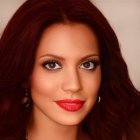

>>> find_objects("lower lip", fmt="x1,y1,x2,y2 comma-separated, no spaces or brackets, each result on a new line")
55,100,85,112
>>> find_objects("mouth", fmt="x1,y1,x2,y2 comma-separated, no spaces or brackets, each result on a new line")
54,99,85,112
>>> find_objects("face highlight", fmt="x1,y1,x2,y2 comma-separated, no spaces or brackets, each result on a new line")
30,23,101,126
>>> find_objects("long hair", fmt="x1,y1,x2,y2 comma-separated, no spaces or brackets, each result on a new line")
0,0,139,139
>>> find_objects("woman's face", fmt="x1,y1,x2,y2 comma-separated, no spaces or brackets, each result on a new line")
30,23,101,126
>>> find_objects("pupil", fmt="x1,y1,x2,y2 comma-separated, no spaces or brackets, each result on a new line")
84,62,90,68
49,63,55,68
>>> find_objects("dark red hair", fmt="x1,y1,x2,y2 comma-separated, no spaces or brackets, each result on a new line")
0,0,139,139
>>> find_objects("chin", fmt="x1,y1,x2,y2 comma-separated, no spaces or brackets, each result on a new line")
54,114,87,126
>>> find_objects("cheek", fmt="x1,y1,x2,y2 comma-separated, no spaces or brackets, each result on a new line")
30,70,60,100
83,69,101,98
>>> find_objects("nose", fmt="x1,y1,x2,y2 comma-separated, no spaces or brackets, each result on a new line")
61,68,82,93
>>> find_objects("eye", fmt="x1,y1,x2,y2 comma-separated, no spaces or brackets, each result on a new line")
42,60,62,70
80,60,100,70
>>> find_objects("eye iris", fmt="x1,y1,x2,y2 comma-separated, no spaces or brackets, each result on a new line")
84,62,93,68
48,62,56,68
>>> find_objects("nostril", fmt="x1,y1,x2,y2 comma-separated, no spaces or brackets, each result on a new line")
61,74,81,93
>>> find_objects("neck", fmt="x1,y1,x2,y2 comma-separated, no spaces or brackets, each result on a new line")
27,121,80,140
27,126,80,140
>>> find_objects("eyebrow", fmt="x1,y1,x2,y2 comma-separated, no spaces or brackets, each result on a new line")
38,54,100,61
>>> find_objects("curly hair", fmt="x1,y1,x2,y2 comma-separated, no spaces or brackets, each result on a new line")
0,0,139,139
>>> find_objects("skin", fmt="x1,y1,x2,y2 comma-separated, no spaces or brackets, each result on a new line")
28,23,101,140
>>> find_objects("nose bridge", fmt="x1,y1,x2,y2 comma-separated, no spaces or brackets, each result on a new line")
62,66,82,92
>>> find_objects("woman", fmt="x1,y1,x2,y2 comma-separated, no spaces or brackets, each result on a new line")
0,0,139,140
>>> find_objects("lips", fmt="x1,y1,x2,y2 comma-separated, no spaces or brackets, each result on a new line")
55,99,85,112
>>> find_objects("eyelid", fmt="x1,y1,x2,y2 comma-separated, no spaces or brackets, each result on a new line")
79,58,100,70
42,59,62,70
41,58,100,70
81,58,100,64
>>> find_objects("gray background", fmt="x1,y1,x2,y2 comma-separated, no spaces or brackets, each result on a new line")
0,0,140,90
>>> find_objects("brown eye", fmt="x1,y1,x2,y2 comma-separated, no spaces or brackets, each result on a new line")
80,60,100,70
42,60,61,70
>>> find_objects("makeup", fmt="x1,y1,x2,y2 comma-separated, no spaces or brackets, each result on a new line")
55,99,85,112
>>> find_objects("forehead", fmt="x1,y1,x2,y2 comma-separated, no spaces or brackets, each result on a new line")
36,23,99,58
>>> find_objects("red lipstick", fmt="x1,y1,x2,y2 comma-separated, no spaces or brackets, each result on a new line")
55,99,85,112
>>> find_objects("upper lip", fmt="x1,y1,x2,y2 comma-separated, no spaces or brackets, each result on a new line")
55,99,85,103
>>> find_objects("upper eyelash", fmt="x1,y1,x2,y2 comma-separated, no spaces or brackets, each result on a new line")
41,59,100,68
82,60,100,71
81,59,100,65
42,60,61,67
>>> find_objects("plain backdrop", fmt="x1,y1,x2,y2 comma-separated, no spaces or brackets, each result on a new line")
0,0,140,90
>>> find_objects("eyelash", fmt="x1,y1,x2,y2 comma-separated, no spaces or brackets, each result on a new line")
42,59,100,71
42,60,62,70
80,59,100,71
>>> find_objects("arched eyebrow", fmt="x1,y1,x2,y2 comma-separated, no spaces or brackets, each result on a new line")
80,54,100,61
38,53,100,61
39,54,66,60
